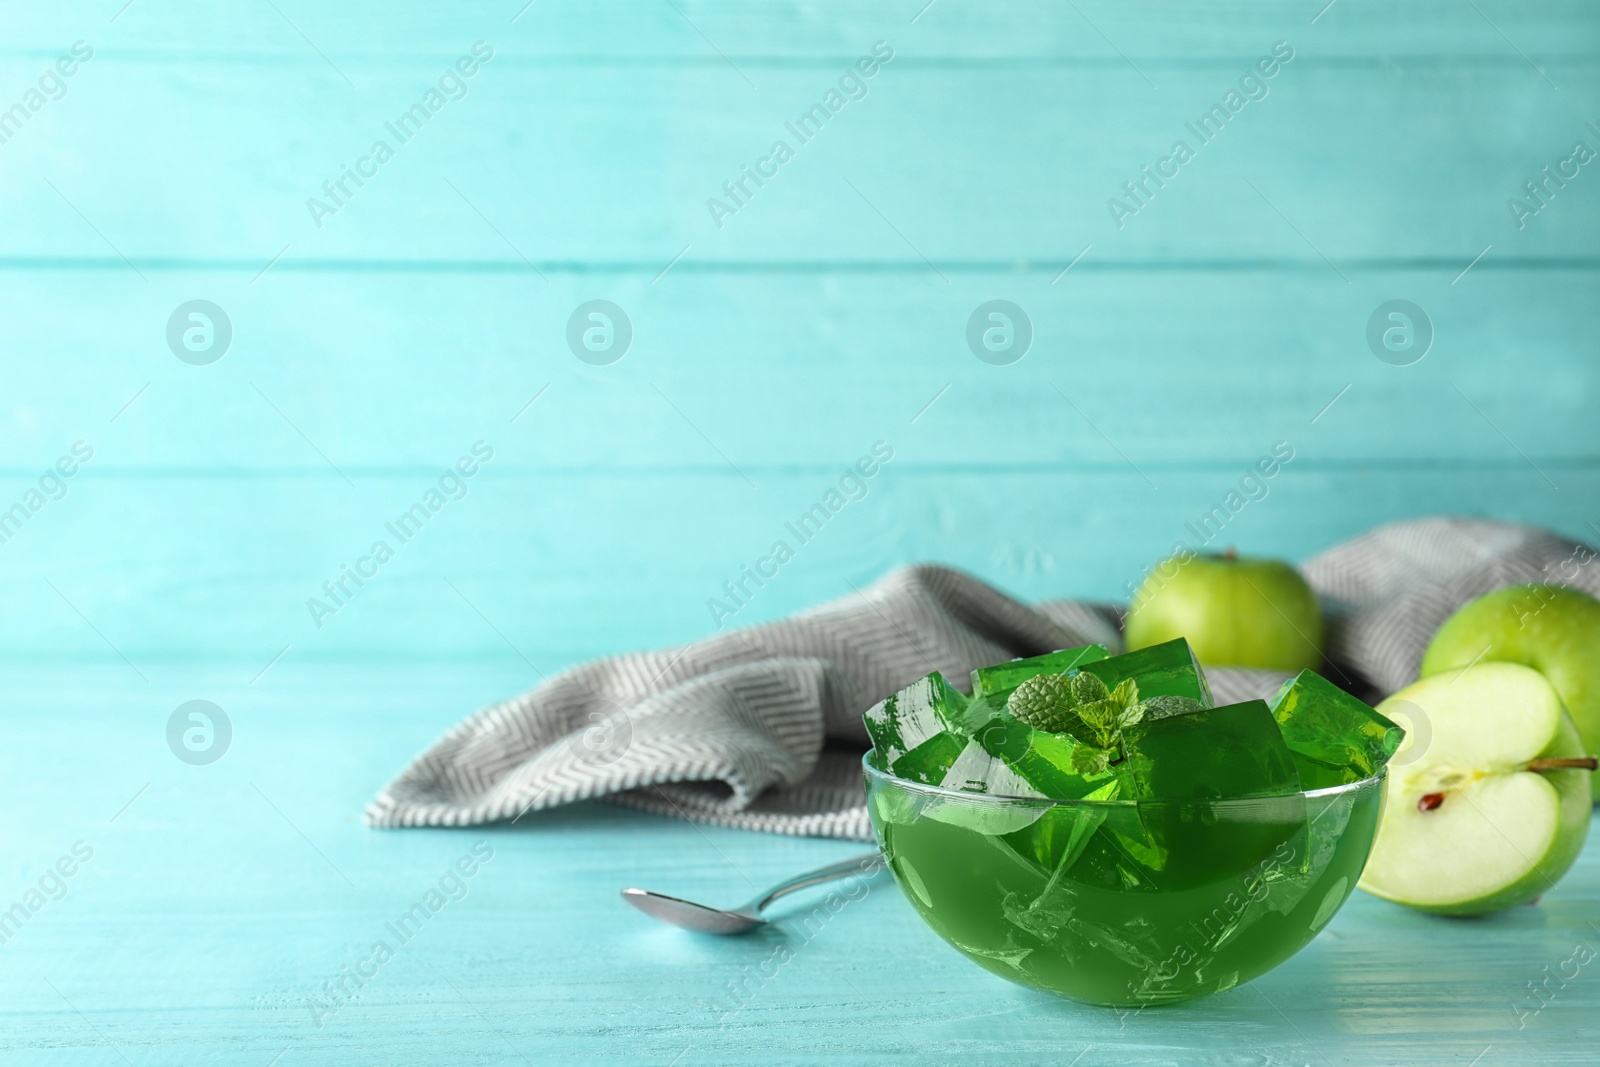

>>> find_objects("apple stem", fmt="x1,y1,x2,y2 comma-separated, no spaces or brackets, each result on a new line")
1223,546,1238,561
1525,757,1600,774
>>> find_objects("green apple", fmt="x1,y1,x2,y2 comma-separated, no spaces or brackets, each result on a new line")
1124,549,1323,670
1422,584,1600,801
1359,663,1595,915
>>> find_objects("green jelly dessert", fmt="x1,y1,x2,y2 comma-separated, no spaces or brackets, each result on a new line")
862,643,1405,1008
1270,669,1405,789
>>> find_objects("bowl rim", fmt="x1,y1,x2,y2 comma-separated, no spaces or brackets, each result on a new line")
861,751,1387,808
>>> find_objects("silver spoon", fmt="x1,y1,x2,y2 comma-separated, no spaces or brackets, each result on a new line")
621,851,883,934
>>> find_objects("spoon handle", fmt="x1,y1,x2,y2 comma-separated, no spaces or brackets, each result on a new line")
747,851,882,914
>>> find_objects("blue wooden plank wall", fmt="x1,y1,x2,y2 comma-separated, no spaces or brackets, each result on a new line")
2,3,1600,1064
2,0,1597,670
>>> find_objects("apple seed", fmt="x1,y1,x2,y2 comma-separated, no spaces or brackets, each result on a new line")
1417,792,1445,812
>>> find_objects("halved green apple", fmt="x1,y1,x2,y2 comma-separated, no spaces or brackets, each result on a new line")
1359,663,1595,915
1422,583,1600,801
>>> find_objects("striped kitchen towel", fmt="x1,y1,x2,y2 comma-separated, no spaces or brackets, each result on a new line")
365,517,1598,840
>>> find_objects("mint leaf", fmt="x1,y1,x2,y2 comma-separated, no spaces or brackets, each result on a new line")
1069,670,1110,705
1008,668,1176,775
1077,699,1128,749
1008,673,1078,733
1073,698,1115,729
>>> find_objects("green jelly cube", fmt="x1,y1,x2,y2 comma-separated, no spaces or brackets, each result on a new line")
1118,699,1300,801
1078,637,1214,707
975,714,1118,801
938,735,1043,798
1060,803,1170,890
1286,752,1362,792
923,736,1053,843
953,708,1131,874
935,728,1117,861
1001,779,1119,874
1270,670,1405,788
862,671,970,766
970,644,1110,701
889,730,969,786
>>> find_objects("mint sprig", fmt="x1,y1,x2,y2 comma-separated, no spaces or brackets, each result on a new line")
1009,671,1201,771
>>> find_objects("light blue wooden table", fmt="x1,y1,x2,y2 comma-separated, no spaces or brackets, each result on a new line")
3,2,1598,1063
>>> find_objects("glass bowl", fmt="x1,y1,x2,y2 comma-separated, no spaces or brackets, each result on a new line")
864,757,1387,1006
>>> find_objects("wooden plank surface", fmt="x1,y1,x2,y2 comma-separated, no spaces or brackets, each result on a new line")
3,50,1598,261
2,664,1596,1065
2,0,1598,1062
6,0,1600,59
1,269,1597,469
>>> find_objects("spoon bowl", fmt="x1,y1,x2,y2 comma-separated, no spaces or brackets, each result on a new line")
621,888,764,934
621,851,881,935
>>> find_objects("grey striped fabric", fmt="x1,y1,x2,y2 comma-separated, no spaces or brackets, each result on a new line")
365,517,1598,841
